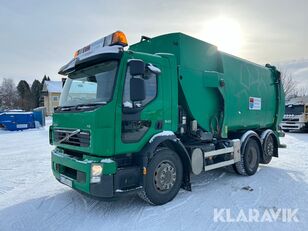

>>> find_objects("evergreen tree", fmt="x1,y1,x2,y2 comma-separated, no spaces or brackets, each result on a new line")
41,75,48,89
40,75,50,106
31,79,41,108
17,80,33,110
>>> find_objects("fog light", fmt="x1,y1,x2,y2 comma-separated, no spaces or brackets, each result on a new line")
91,164,103,183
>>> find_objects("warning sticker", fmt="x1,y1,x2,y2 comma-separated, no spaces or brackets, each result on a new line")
249,97,261,110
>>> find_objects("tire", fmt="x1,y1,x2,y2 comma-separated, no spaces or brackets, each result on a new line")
261,134,274,164
235,138,260,176
138,148,183,205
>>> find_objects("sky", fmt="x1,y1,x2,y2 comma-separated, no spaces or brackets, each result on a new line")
0,0,307,84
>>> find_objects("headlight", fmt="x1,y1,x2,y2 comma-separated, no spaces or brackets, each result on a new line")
91,164,103,183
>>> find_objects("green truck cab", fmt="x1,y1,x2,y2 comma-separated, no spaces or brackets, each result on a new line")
50,31,285,205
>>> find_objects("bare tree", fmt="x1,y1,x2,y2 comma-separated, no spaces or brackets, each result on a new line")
294,86,308,97
280,69,297,99
0,78,19,109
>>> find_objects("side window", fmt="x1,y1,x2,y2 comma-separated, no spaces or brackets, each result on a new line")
121,63,159,143
123,65,157,108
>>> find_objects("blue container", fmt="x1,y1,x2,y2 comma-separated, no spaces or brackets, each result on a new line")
33,107,46,127
0,112,35,131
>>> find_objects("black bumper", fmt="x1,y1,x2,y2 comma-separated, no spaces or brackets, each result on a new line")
89,166,142,198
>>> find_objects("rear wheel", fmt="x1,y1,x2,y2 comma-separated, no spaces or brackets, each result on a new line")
261,134,274,164
235,138,260,176
138,148,183,205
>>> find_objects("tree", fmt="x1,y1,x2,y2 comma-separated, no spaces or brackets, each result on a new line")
0,78,18,109
279,67,308,99
31,79,42,108
294,86,308,97
40,75,51,106
41,75,49,90
17,80,34,110
280,70,296,100
41,75,51,88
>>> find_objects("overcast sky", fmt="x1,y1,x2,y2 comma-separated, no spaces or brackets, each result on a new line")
0,0,307,83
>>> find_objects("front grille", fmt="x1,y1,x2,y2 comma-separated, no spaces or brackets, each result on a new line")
282,118,299,122
54,129,90,147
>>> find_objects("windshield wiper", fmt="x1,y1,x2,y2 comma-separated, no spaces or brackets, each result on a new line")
56,102,107,112
75,102,107,109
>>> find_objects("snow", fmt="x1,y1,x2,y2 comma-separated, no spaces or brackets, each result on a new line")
149,130,175,143
123,101,133,108
147,63,161,74
100,158,114,164
44,81,62,93
2,112,33,115
0,124,308,230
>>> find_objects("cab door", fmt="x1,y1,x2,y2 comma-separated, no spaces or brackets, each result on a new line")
115,56,166,155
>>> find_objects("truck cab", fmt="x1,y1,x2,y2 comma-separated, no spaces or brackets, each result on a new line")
51,32,181,203
280,97,308,132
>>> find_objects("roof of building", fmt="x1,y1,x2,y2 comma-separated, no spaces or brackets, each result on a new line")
43,81,62,93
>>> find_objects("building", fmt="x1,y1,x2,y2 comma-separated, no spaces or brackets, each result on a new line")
42,81,62,115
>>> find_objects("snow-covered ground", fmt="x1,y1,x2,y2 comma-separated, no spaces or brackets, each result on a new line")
0,122,307,231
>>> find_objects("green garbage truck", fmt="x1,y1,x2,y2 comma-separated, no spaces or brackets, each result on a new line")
50,31,285,205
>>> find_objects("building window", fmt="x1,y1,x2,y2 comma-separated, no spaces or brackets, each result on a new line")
52,96,59,102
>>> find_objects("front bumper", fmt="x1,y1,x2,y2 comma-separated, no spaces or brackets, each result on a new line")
51,149,141,198
280,122,305,130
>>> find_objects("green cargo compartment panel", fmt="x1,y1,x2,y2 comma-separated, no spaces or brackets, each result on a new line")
130,33,284,135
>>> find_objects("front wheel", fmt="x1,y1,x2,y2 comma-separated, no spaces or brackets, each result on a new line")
138,148,183,205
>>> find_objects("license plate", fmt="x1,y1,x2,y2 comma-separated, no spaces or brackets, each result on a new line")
60,175,72,187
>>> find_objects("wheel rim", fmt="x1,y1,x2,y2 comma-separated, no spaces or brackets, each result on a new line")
247,145,258,170
153,161,176,192
265,135,274,157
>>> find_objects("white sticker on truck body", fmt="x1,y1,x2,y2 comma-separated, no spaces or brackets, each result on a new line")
249,97,261,110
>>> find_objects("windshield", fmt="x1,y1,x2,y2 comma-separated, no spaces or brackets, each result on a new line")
60,61,118,107
285,104,304,115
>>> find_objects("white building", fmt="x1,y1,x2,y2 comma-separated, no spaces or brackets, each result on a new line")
42,81,62,115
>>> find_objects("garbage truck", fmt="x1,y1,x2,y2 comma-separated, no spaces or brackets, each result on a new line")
50,31,285,205
280,96,308,131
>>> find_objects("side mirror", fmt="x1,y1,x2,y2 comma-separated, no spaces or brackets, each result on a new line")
129,60,145,76
130,78,145,102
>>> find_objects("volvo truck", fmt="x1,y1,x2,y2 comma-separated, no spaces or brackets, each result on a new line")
50,31,285,205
